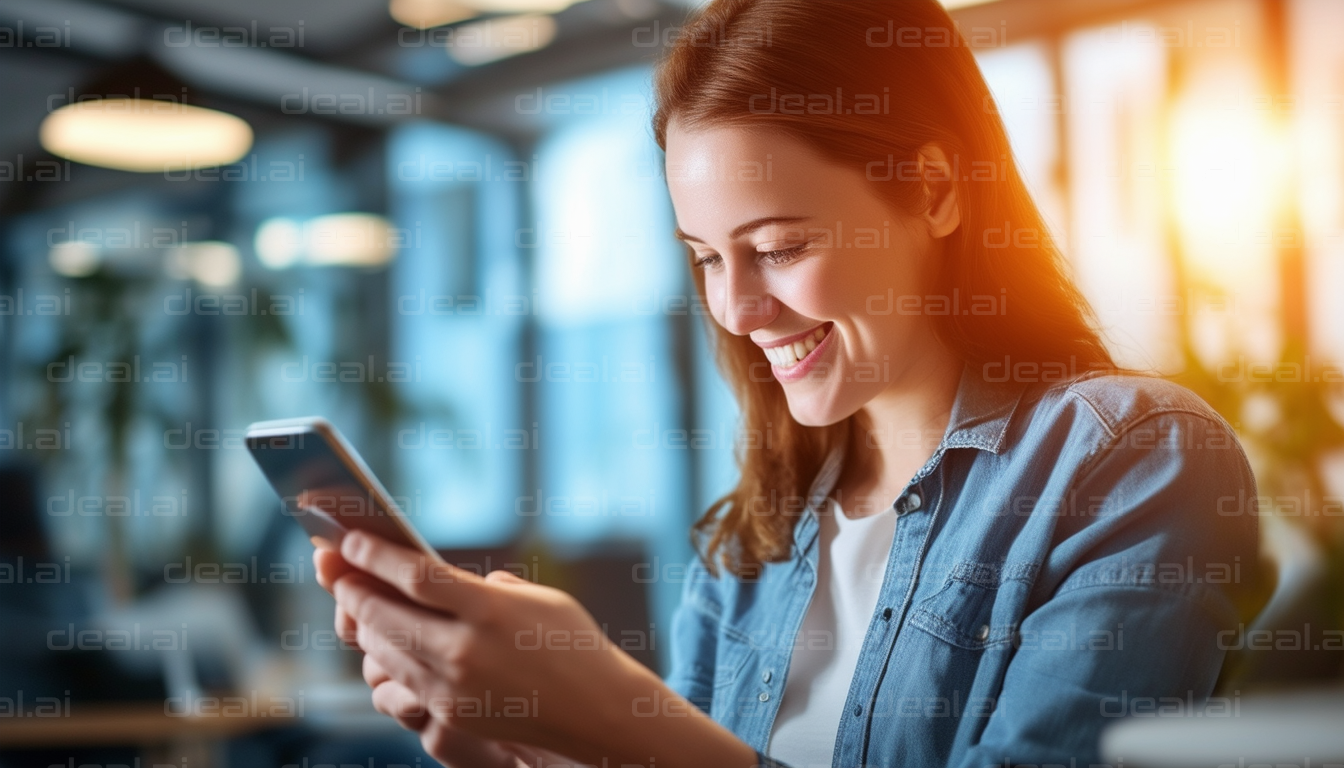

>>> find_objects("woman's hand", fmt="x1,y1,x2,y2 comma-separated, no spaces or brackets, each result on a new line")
313,540,580,766
311,531,759,768
358,652,578,768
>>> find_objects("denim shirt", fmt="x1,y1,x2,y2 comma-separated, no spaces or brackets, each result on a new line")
665,368,1261,768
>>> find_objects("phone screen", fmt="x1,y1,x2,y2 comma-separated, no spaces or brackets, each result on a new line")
246,420,438,557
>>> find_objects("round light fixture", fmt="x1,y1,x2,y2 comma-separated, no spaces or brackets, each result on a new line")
49,241,102,278
165,242,243,287
448,13,558,66
306,214,398,267
389,0,579,28
254,218,305,269
255,214,398,269
40,98,254,173
390,0,477,28
463,0,577,12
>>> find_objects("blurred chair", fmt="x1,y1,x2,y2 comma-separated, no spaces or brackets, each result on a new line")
440,542,659,673
0,461,168,706
1217,513,1343,689
1101,514,1344,767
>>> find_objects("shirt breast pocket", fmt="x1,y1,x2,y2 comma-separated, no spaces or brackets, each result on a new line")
712,627,754,691
908,561,1032,650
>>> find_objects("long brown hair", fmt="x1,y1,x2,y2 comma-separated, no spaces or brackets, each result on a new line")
652,0,1115,576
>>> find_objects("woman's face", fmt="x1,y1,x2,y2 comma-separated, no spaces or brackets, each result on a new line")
664,122,959,427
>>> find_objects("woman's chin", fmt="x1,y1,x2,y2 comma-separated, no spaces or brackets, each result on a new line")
781,367,878,427
783,391,853,428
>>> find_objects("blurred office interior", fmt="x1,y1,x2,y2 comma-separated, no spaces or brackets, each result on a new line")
1,0,1343,765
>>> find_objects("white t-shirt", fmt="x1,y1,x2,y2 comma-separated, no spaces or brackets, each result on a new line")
766,497,898,768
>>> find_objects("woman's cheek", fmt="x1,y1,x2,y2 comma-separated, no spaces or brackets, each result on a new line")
703,275,729,329
773,258,845,318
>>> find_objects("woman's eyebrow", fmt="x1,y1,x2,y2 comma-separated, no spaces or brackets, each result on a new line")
675,216,812,244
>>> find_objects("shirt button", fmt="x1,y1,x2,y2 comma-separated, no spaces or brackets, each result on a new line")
882,607,893,620
853,705,863,717
759,692,770,702
906,492,922,511
976,624,991,641
762,670,772,684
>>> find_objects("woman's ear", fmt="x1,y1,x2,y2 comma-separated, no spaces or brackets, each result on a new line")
915,142,961,239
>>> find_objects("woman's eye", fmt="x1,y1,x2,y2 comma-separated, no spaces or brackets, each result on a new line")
757,243,808,264
693,253,723,270
692,241,808,271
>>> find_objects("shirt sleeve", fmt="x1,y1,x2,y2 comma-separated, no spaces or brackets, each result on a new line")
664,556,724,716
954,410,1262,766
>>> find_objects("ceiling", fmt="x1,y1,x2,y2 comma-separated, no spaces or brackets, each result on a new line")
0,0,693,141
0,0,1177,214
102,0,395,55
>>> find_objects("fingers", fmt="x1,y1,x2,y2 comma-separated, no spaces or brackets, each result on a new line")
335,571,473,681
357,629,437,709
363,653,392,688
335,603,358,648
369,680,525,768
370,679,429,732
503,745,585,768
484,570,530,586
340,530,489,619
313,546,356,592
420,719,524,768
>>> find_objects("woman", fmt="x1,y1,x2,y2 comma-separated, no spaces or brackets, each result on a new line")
313,0,1261,765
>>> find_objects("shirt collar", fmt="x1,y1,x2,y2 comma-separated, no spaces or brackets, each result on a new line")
941,362,1029,455
793,364,1027,550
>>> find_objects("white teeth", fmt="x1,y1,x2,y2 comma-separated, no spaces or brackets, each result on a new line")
765,324,829,368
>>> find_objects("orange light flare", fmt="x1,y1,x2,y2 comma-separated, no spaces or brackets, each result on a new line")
1164,59,1299,368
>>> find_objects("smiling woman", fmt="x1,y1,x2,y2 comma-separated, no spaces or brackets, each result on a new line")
313,1,1262,767
654,0,1114,573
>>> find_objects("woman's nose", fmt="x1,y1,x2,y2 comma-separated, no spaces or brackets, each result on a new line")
718,264,778,336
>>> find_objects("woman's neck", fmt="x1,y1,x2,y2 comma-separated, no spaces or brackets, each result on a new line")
833,351,963,518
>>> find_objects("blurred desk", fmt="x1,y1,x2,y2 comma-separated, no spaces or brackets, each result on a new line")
1101,686,1344,767
0,698,299,768
0,701,295,748
0,683,401,766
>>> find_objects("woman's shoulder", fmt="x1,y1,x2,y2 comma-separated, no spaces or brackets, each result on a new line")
1022,369,1235,443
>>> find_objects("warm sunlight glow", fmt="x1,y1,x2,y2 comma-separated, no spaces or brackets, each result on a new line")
40,99,253,173
939,0,1001,9
1168,74,1289,281
1167,60,1290,365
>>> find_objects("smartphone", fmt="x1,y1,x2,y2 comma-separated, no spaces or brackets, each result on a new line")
245,416,443,561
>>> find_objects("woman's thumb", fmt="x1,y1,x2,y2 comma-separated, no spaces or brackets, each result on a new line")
484,569,531,585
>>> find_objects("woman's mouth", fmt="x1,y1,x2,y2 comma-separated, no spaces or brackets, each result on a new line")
760,322,835,382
